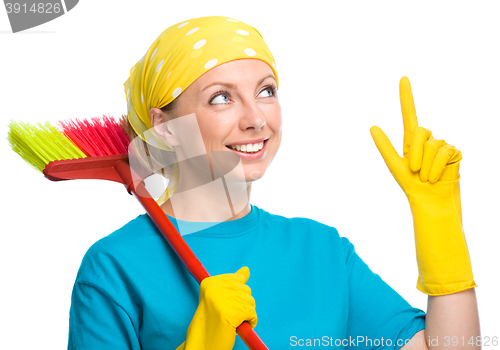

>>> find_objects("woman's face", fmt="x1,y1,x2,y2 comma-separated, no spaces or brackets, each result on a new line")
152,58,282,182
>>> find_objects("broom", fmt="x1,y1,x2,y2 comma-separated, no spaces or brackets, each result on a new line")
7,115,268,350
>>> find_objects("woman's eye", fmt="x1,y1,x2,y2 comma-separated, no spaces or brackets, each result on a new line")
258,87,275,98
211,93,230,104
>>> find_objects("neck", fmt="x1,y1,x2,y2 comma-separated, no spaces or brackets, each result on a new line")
160,160,252,222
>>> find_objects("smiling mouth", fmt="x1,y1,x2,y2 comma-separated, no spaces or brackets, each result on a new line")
225,140,266,153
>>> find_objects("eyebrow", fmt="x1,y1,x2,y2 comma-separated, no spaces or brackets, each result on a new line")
201,74,276,92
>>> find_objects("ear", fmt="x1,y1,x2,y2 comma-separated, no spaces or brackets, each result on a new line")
150,108,180,147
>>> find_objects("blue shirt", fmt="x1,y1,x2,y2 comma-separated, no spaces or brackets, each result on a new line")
68,204,426,349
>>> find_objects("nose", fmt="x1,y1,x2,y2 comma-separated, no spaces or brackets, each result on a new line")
239,100,266,131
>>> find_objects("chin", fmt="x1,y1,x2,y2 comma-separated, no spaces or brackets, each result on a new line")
246,169,265,182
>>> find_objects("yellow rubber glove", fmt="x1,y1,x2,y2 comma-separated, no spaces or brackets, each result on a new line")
370,76,477,296
175,266,257,350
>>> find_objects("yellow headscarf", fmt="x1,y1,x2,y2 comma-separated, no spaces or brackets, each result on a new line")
124,15,279,151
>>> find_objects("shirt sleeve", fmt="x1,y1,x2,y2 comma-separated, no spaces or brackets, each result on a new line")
68,281,141,350
341,236,426,350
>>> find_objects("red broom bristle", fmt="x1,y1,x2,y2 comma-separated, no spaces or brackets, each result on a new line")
58,115,130,157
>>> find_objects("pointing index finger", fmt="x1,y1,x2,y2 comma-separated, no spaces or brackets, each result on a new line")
400,76,419,157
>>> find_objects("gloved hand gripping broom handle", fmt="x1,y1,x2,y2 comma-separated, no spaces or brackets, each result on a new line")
42,155,267,349
114,159,268,350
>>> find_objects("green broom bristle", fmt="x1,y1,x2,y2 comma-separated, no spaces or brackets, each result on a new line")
7,120,87,173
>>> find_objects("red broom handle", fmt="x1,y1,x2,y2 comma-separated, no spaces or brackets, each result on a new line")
113,160,268,350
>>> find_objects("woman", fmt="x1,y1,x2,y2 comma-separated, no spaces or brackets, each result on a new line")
68,16,480,349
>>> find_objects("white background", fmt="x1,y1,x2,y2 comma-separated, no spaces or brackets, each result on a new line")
1,0,499,348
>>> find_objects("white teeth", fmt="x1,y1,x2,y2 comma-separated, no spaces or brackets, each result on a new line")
228,141,265,153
